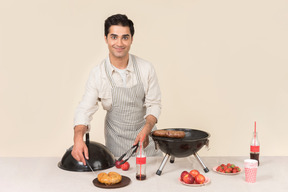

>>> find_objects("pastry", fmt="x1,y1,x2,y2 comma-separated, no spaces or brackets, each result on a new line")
97,172,122,185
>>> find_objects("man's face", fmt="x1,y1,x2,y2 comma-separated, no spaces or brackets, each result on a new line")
105,25,133,60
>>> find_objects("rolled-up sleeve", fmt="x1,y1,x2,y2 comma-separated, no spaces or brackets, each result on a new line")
143,64,161,122
74,67,100,131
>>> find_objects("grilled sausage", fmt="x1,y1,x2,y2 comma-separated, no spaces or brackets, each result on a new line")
153,130,185,138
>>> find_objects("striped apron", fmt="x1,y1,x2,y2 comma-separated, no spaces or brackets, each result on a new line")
104,56,161,157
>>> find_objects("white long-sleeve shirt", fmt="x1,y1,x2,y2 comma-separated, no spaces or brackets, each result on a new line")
74,54,161,131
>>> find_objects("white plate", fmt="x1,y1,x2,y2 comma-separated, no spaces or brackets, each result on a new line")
179,177,210,187
212,166,242,175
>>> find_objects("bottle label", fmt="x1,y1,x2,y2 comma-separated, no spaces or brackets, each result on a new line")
250,145,260,153
136,157,146,165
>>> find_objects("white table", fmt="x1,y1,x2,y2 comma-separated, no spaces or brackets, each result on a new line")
1,156,287,192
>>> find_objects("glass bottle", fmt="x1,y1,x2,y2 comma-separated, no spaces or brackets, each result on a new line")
136,141,146,180
250,132,260,166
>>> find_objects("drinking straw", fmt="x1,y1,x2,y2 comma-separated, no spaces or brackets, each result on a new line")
140,134,145,143
140,142,142,179
254,121,256,145
140,134,146,156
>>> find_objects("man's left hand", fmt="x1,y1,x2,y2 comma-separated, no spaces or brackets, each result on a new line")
134,115,157,148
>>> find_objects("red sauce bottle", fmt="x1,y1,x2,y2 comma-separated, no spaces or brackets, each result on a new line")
136,142,146,180
250,131,260,166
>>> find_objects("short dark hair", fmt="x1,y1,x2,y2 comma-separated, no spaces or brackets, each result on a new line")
104,14,134,37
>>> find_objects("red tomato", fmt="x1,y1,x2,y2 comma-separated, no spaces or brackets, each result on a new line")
121,162,130,171
115,160,123,168
195,174,206,184
182,173,194,184
189,169,200,178
180,171,189,181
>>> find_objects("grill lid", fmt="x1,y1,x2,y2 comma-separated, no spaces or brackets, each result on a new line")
58,133,115,172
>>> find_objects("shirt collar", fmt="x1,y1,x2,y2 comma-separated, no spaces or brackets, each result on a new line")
105,54,134,76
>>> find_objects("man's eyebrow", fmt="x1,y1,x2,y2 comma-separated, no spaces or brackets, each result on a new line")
110,34,130,37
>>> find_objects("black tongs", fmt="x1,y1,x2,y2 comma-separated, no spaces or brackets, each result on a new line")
117,143,139,165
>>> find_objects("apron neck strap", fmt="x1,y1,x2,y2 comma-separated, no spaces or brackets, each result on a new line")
105,55,142,87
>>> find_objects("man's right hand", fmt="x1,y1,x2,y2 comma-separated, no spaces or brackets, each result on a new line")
71,125,89,165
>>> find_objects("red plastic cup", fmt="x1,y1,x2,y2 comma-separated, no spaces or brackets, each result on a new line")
244,159,258,183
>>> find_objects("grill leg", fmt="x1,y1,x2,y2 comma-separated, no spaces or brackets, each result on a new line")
156,154,170,176
170,155,175,163
194,152,209,173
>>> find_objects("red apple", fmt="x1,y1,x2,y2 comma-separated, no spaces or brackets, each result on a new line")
195,174,205,184
182,173,194,184
189,169,200,178
115,160,123,168
121,162,130,171
180,171,189,181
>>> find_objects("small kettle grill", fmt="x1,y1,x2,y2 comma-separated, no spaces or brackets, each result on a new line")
150,128,210,176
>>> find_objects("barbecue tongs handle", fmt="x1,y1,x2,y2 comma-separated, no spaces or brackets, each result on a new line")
117,143,139,165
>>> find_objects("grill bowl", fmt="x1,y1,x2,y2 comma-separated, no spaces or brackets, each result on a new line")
150,128,210,158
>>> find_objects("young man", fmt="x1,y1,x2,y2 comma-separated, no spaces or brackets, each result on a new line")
71,14,162,165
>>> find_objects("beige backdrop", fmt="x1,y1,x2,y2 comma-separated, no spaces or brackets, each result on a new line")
1,0,287,157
